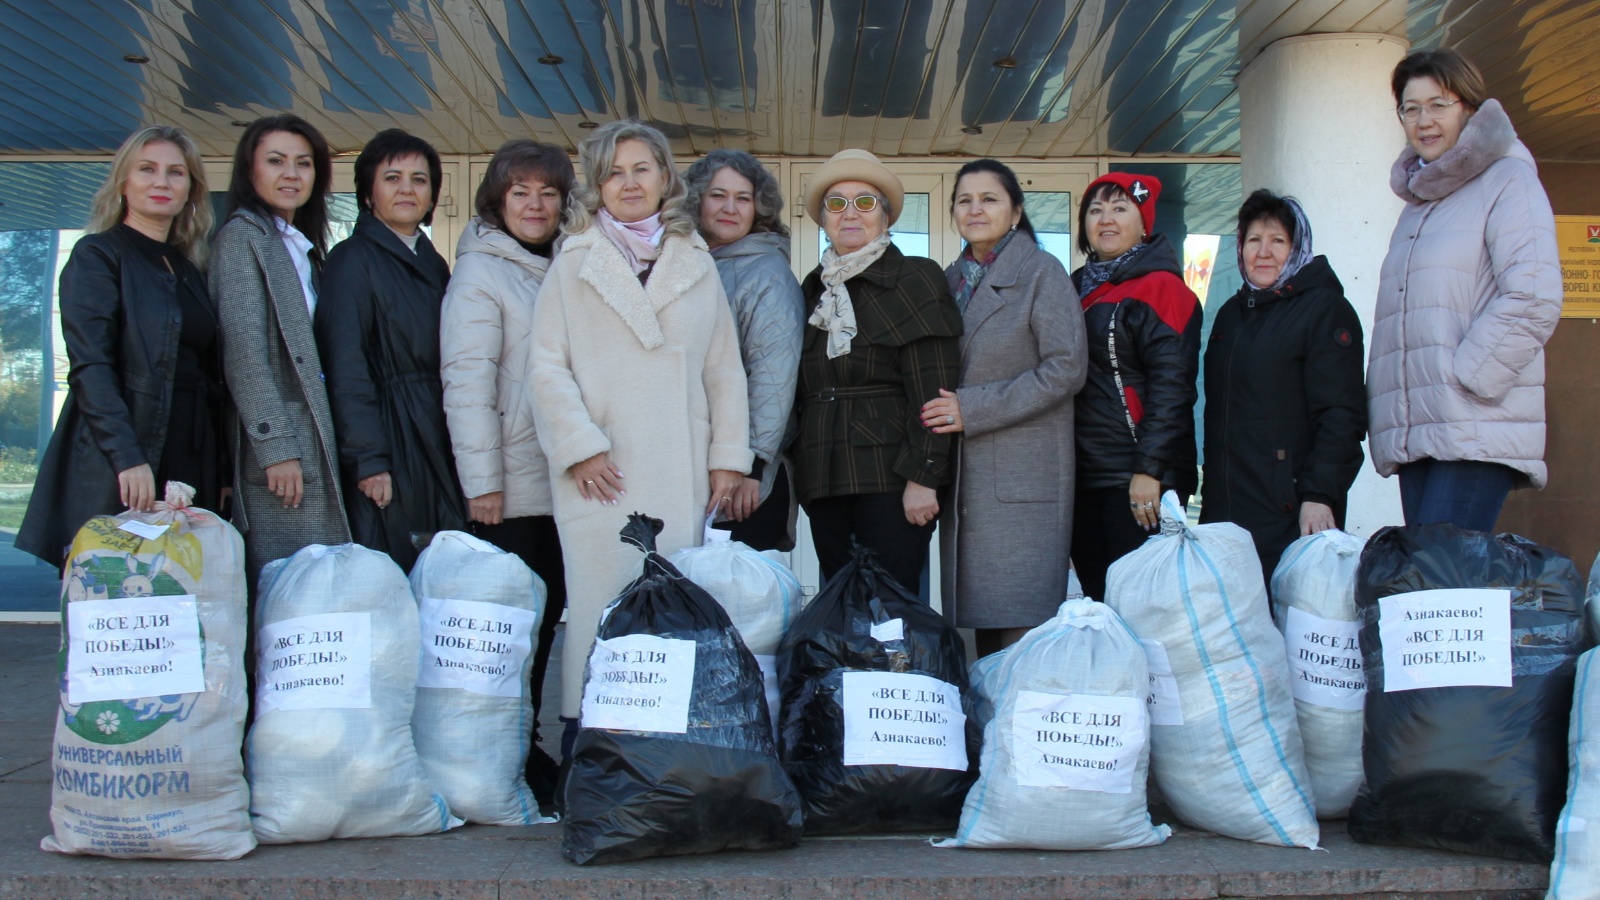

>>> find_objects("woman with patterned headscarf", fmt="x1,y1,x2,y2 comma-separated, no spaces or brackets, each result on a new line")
1199,189,1367,592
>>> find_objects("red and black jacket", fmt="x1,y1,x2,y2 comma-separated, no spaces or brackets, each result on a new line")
1071,233,1201,495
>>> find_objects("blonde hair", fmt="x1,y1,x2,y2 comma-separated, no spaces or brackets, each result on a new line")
564,120,695,239
89,125,212,268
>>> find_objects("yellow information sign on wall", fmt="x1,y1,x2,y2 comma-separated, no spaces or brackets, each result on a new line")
1557,216,1600,318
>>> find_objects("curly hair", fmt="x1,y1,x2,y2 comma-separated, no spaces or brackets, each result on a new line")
474,139,575,231
89,125,213,267
564,120,694,239
682,149,789,239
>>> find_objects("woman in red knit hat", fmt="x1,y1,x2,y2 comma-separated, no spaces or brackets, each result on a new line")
1068,173,1202,602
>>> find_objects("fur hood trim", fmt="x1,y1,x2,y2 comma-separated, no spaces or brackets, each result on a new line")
1391,99,1527,204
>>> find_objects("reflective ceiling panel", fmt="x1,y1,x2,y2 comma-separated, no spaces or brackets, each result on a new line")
0,0,1594,160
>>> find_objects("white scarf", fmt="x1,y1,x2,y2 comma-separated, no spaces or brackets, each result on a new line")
810,234,891,358
598,209,663,275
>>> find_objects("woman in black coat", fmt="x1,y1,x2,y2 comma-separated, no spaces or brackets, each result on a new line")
18,125,226,565
1069,173,1202,603
314,129,465,571
1199,189,1366,591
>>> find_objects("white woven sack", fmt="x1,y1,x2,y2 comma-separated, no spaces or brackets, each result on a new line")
43,486,255,859
409,531,554,825
1105,492,1320,848
968,647,1014,731
247,543,459,843
1270,529,1367,818
669,540,802,731
937,598,1171,850
1550,647,1600,899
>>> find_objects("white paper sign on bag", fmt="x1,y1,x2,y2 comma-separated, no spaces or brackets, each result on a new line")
755,653,781,738
869,618,905,643
66,595,205,703
1010,691,1146,793
256,612,372,714
1283,607,1366,710
115,520,169,541
581,634,696,733
416,597,537,697
1139,639,1184,726
1379,588,1512,692
842,671,968,771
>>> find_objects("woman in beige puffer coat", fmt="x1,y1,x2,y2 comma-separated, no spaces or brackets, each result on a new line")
1368,49,1561,532
440,140,575,803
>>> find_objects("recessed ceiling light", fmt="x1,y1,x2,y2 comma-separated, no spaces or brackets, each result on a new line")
578,121,598,129
123,53,150,64
992,56,1018,69
961,125,982,136
538,55,563,65
231,120,251,127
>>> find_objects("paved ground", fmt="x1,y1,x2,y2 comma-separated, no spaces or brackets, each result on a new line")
0,622,1552,898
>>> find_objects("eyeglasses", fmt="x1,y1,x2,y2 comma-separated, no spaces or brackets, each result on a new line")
823,194,880,214
1397,98,1462,123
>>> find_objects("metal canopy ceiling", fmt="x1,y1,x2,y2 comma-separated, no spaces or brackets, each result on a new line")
2,0,1597,160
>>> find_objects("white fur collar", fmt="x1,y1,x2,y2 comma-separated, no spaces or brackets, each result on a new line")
567,226,712,349
1391,99,1524,204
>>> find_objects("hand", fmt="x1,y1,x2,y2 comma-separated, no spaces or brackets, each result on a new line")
724,476,762,521
264,459,304,509
358,472,393,509
920,388,964,434
468,491,505,525
1300,500,1337,536
1129,473,1161,531
707,469,744,517
572,453,624,504
904,481,940,527
118,463,156,512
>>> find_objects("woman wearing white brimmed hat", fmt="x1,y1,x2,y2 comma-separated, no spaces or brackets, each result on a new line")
791,149,963,591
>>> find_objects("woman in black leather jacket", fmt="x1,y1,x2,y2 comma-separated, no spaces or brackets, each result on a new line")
18,125,226,565
1069,173,1202,602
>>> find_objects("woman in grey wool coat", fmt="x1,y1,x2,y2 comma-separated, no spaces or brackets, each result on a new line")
211,115,350,585
922,159,1088,656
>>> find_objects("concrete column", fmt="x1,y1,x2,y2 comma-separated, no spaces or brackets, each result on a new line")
1237,33,1409,538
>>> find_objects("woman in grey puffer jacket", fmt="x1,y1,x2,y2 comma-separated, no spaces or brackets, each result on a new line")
684,149,805,550
1368,49,1562,531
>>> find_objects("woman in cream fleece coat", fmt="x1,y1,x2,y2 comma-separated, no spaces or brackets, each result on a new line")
529,120,751,731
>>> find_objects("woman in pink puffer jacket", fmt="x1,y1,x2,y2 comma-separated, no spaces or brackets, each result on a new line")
1367,48,1562,531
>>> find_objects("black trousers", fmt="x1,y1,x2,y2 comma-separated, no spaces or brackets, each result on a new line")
1070,484,1182,603
469,515,566,727
727,463,794,552
805,490,935,594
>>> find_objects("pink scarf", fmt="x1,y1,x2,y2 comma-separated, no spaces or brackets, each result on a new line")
598,209,664,275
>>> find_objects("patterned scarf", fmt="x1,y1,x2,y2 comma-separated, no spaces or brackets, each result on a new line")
809,234,892,358
953,230,1017,312
1078,240,1150,301
1237,197,1314,290
598,209,663,275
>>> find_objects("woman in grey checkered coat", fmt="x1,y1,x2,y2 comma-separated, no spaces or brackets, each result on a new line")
211,115,350,586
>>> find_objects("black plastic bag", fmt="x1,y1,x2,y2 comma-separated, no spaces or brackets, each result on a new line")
1349,524,1589,862
777,544,979,835
561,514,803,865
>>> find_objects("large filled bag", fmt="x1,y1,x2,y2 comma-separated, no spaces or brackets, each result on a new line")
1271,529,1367,818
1105,492,1320,848
563,515,802,865
935,598,1171,850
777,544,979,835
409,530,553,825
669,537,803,732
1550,647,1600,899
246,543,459,843
1349,524,1587,863
43,484,255,859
